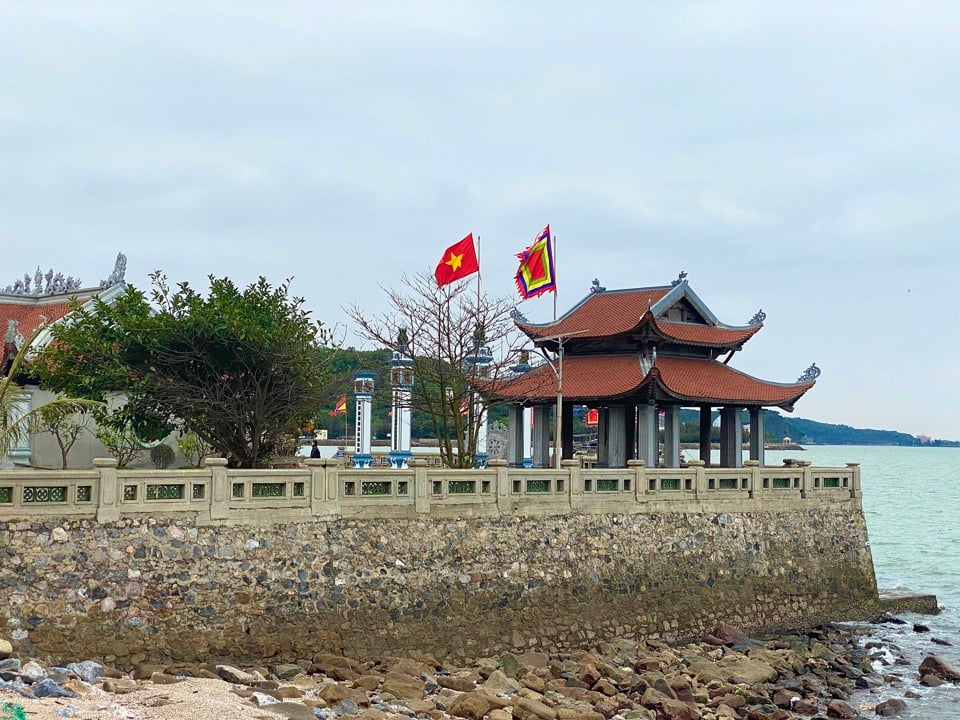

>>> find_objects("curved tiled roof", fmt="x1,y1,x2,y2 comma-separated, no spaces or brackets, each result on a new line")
516,287,672,340
487,354,814,409
649,317,762,347
0,298,78,340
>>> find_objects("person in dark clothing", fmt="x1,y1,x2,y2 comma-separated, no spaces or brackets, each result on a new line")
310,440,321,458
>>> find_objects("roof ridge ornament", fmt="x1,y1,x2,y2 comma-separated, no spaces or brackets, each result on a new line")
670,270,688,287
510,307,529,323
798,363,821,382
100,252,127,288
748,308,766,325
3,267,83,296
590,279,605,293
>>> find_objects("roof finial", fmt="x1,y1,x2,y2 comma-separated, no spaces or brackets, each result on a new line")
797,363,821,382
510,306,528,323
748,308,766,325
670,271,688,287
590,279,605,293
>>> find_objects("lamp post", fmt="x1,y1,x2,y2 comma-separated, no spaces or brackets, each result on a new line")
538,330,587,469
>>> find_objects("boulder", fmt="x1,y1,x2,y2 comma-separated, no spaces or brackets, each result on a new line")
918,655,960,682
449,690,491,720
875,697,907,716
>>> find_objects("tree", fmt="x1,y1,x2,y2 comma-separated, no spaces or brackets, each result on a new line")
347,273,524,468
1,324,101,461
33,273,338,468
42,413,91,469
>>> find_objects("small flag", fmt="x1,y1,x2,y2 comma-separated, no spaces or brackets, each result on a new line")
515,225,556,299
329,395,347,416
435,233,480,287
585,408,599,426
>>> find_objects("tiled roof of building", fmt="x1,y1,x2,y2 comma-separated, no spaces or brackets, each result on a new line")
649,317,762,347
516,287,672,340
487,354,814,409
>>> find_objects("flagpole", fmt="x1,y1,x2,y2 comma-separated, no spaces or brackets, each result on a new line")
552,232,558,321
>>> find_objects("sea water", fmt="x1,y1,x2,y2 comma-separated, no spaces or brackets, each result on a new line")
766,445,960,718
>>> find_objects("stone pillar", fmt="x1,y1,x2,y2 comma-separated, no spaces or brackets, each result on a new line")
719,406,743,468
206,457,230,520
624,405,637,461
638,402,658,468
699,405,712,465
522,407,533,468
388,349,414,469
94,457,120,522
663,405,681,468
413,458,430,514
607,405,627,468
506,405,524,467
353,371,375,468
748,407,765,466
532,405,551,468
561,401,574,462
597,407,610,467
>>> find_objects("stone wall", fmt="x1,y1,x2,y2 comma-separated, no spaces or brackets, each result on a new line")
0,505,879,669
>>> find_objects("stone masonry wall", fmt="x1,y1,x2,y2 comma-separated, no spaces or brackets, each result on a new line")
0,507,879,669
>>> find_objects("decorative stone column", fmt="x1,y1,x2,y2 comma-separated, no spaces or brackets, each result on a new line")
507,405,524,467
388,340,414,469
352,371,375,468
607,405,627,468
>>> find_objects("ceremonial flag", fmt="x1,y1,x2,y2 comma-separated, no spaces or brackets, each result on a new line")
434,233,479,287
515,225,556,299
328,395,347,416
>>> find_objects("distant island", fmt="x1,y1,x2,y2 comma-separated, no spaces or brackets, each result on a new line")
757,410,958,448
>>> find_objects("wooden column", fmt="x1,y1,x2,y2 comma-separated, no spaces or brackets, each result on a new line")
663,405,681,468
699,405,712,465
749,407,765,466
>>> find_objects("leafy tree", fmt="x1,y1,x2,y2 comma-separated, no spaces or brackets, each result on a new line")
33,273,337,468
1,324,101,460
177,431,213,467
347,272,523,468
95,420,143,468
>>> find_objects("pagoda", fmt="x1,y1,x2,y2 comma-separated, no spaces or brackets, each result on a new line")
489,274,819,469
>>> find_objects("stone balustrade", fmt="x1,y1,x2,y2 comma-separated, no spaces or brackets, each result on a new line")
0,456,861,524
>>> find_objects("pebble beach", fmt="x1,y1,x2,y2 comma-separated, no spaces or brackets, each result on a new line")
3,617,958,720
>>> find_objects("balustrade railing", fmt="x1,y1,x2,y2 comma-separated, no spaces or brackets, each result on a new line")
0,457,861,523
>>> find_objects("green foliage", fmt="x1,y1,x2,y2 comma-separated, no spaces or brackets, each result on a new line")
176,431,213,467
1,323,102,456
34,272,338,468
149,443,176,469
95,421,143,468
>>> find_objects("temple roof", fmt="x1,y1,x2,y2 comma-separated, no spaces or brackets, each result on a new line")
514,281,764,351
486,354,815,411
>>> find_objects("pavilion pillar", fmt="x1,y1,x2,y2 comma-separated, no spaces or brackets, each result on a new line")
624,404,637,461
522,407,533,467
749,407,765,466
562,401,574,461
506,405,524,467
597,408,610,467
607,405,627,468
663,405,681,468
719,406,743,468
638,401,658,468
699,405,712,465
532,405,551,468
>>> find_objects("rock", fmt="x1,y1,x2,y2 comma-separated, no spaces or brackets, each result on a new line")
272,663,307,680
266,702,318,720
875,697,908,716
150,672,185,685
920,674,944,687
382,671,425,700
438,674,477,692
66,660,104,683
825,699,859,718
0,638,12,659
918,655,960,682
216,664,261,684
449,690,491,720
912,624,930,633
512,696,557,720
483,669,522,694
21,660,47,682
104,677,139,694
31,678,78,698
791,698,820,715
719,658,778,685
705,624,747,646
500,653,528,679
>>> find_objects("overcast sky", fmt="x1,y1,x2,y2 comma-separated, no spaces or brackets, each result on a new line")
2,2,958,440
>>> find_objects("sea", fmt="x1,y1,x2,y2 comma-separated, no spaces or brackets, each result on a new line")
763,445,960,719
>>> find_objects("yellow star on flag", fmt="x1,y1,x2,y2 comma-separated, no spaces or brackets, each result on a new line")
445,252,464,272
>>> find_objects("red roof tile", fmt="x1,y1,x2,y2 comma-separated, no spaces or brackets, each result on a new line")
487,354,814,409
0,291,100,342
517,288,672,340
651,318,762,347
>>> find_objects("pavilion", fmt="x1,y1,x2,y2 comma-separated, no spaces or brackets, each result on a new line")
488,275,819,469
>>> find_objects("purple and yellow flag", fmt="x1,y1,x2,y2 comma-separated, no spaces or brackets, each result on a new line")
514,224,556,300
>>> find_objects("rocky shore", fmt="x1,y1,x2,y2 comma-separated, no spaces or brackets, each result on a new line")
2,618,958,720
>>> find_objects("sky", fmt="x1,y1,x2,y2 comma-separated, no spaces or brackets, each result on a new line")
2,2,958,440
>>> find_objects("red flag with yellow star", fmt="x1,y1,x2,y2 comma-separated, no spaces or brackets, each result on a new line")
434,233,479,286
